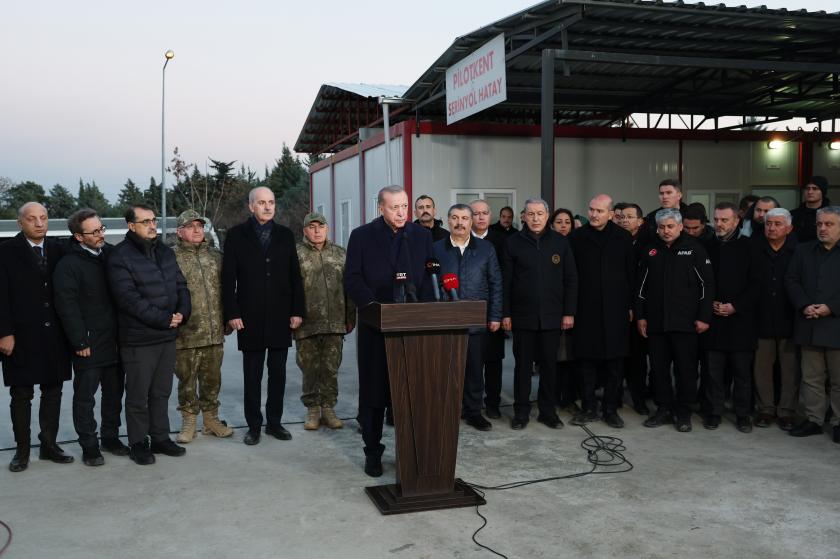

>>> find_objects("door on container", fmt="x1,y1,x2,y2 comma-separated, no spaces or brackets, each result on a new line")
452,189,516,226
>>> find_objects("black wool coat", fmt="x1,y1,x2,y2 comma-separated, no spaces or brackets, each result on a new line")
752,235,796,340
502,227,578,330
785,240,840,349
344,218,434,408
0,234,71,387
107,231,191,347
222,219,305,351
569,222,635,360
53,242,119,371
703,235,760,352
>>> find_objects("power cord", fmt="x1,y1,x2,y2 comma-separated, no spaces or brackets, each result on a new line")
457,424,633,559
0,519,11,557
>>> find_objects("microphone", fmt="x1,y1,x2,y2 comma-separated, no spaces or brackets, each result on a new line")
425,258,442,301
405,282,418,303
394,272,408,303
442,273,460,301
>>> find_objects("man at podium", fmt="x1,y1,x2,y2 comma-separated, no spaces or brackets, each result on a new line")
344,185,434,477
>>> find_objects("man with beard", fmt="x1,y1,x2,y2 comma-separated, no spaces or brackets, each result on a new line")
413,195,448,242
489,206,518,236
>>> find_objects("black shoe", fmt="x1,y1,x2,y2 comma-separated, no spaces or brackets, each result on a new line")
603,412,625,429
675,416,692,433
485,405,502,419
466,415,492,431
364,455,383,478
789,420,823,437
9,448,30,473
777,416,795,431
703,415,721,430
510,416,529,430
633,402,650,416
243,429,261,445
265,424,292,441
150,439,186,457
39,442,74,464
537,413,563,429
82,447,105,467
129,441,155,465
736,416,753,434
754,413,774,428
101,437,130,456
833,425,840,444
570,409,599,426
643,409,673,428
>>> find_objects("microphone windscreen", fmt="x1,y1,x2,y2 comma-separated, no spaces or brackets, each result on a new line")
442,273,460,290
425,258,442,275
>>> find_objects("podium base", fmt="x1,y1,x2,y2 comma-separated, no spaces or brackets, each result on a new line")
365,480,486,515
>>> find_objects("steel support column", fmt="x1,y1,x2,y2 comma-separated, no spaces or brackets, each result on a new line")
540,49,555,208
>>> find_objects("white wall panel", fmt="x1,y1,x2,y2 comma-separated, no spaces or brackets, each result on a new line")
334,157,361,245
364,139,403,222
813,143,840,189
311,167,332,239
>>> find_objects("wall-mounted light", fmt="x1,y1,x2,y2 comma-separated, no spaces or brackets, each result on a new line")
829,141,840,150
767,139,784,150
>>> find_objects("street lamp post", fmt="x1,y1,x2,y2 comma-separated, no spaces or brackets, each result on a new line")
161,49,175,238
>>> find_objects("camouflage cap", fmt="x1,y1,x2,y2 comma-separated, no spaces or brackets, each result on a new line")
303,212,328,226
177,209,207,227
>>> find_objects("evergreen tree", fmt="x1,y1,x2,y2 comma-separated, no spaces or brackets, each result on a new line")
6,181,47,212
144,176,161,214
45,184,78,217
267,144,306,199
77,179,111,215
116,178,144,212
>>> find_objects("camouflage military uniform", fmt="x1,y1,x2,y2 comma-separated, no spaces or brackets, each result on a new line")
295,238,356,408
173,237,225,414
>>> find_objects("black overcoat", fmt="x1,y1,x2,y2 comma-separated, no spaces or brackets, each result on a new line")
703,235,759,352
502,227,578,330
569,222,635,359
222,219,305,351
752,235,796,340
0,233,71,387
344,217,434,408
53,242,119,371
785,240,840,349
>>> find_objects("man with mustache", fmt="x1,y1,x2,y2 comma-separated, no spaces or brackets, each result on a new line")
433,204,502,431
413,195,448,242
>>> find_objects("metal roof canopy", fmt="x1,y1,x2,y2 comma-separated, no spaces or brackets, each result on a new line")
296,0,840,159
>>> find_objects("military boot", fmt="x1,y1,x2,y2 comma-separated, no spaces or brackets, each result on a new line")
304,406,321,430
176,412,197,443
202,409,233,438
321,406,343,429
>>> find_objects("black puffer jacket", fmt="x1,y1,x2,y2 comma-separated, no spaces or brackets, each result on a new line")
53,242,119,370
107,231,191,346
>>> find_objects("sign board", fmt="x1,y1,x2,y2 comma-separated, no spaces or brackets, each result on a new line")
445,34,507,125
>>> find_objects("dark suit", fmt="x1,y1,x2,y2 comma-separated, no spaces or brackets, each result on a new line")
344,217,433,458
222,217,305,431
0,233,70,451
475,229,508,409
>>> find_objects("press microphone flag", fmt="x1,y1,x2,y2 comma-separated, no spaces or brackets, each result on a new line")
394,272,408,303
442,273,460,301
425,258,442,301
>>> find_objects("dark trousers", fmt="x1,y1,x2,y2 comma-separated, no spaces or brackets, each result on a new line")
121,342,176,446
72,365,125,449
512,329,561,418
624,325,649,406
463,333,487,418
556,361,578,407
9,382,63,449
579,358,624,415
483,330,505,408
706,350,753,417
358,405,385,458
648,332,699,419
242,348,288,431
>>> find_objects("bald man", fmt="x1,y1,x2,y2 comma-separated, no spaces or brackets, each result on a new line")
222,187,305,445
568,195,635,428
1,202,73,472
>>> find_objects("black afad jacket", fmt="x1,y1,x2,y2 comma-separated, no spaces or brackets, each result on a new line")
635,233,715,334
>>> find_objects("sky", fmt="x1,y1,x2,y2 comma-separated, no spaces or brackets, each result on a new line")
1,0,837,202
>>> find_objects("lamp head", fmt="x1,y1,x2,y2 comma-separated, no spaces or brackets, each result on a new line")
164,50,175,60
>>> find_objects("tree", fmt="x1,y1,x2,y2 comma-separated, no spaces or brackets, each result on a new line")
0,176,15,218
267,144,307,200
5,181,47,213
116,178,144,213
45,184,77,218
77,179,111,216
143,176,161,214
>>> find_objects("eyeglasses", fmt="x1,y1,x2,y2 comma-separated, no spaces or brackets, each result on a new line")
133,218,158,226
81,226,107,236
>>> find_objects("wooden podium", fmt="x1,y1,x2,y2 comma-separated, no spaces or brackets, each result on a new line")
359,300,488,515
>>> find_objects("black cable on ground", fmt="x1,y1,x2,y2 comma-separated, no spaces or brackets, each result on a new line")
457,424,633,559
0,519,12,557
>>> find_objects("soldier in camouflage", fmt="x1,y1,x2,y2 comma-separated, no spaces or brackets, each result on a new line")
173,210,233,442
295,212,356,430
